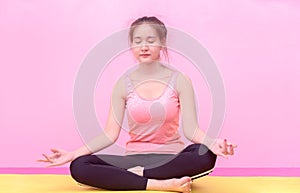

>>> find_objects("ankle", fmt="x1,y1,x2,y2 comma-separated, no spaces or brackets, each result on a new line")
146,179,162,191
146,177,192,192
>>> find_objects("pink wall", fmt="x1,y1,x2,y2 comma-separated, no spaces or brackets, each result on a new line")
0,0,299,168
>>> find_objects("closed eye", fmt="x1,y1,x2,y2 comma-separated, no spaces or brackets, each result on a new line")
147,37,156,43
133,37,142,44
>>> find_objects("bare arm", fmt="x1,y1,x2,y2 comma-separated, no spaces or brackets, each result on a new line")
38,77,127,166
73,77,126,158
176,73,208,144
176,73,237,158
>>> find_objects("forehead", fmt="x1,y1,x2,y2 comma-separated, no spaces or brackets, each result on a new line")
132,24,159,38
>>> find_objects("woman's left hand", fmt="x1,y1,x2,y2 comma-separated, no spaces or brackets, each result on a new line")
210,139,237,159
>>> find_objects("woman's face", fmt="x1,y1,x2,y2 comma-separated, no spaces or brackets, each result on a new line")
130,24,164,64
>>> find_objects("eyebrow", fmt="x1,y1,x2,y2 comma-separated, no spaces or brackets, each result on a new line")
133,36,157,39
147,36,156,39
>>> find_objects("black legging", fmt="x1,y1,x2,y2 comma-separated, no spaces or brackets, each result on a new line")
70,143,217,190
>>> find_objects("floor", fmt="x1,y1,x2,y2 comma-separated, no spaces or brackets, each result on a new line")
1,174,299,193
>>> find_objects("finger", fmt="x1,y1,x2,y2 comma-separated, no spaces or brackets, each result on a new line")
42,154,50,161
45,161,61,167
48,155,57,160
51,148,60,153
225,140,238,148
48,153,61,159
228,145,234,155
51,149,62,157
36,158,50,163
222,139,228,154
218,152,229,159
48,162,63,167
46,164,56,167
231,144,238,148
42,154,53,163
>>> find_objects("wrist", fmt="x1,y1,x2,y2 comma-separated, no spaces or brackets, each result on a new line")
71,145,93,160
70,150,78,161
201,135,217,148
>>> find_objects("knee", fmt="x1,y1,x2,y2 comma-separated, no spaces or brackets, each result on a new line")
70,155,88,171
69,155,90,182
195,144,217,169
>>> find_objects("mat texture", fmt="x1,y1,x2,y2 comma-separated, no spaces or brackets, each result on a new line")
1,174,299,193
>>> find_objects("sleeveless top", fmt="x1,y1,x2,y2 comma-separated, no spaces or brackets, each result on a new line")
125,71,185,155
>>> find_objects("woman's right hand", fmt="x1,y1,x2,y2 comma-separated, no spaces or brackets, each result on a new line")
37,148,75,167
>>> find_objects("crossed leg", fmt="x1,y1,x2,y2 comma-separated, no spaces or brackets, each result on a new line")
70,144,216,192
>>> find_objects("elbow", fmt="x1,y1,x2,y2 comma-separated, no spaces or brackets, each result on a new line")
109,134,119,143
183,127,202,143
183,131,195,143
105,130,120,144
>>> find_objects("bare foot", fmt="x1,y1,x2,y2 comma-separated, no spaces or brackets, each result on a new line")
147,176,192,193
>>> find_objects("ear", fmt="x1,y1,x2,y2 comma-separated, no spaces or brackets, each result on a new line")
160,38,166,49
161,37,166,45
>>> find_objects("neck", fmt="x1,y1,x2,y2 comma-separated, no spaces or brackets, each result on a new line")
137,61,164,75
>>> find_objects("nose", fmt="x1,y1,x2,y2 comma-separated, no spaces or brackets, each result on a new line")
140,43,149,52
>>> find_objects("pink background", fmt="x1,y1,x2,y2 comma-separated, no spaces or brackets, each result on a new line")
0,0,299,169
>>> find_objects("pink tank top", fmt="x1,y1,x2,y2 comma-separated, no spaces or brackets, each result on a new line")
125,71,185,155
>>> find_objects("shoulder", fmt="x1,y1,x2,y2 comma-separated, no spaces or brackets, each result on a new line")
112,74,128,99
175,72,194,95
176,71,192,87
175,71,192,84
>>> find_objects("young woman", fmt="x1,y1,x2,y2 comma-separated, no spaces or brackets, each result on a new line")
38,16,237,193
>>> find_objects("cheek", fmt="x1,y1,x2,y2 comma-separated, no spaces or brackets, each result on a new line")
131,47,139,57
150,46,161,56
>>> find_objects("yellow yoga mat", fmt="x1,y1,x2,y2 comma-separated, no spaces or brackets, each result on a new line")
1,174,299,193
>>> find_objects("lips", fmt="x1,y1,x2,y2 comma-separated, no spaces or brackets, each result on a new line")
140,53,150,57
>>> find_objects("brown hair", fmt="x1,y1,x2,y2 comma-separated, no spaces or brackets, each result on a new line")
129,16,169,62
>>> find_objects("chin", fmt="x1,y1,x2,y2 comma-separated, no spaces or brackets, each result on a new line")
138,59,153,64
139,58,160,64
